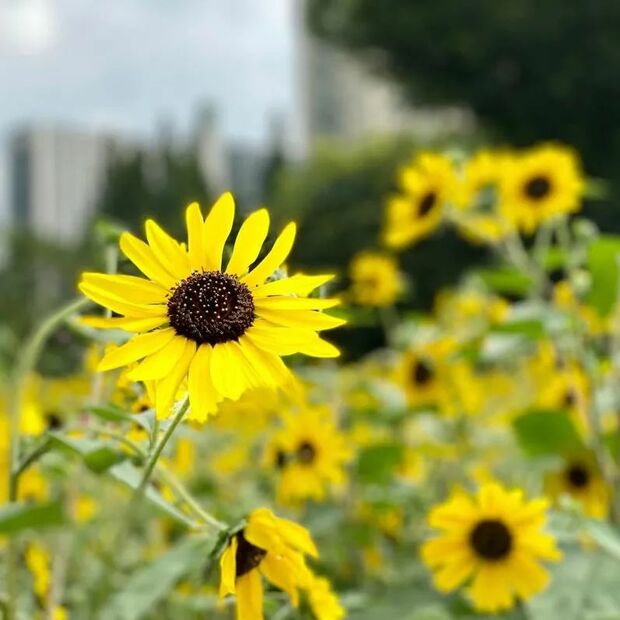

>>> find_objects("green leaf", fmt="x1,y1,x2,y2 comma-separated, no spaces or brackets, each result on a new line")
512,409,585,457
475,267,533,296
584,520,620,560
356,443,404,484
87,405,133,423
101,536,214,620
491,319,546,340
107,461,195,527
586,235,620,317
0,501,65,534
48,433,125,473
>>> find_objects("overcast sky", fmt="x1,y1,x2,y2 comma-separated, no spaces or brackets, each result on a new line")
0,0,298,219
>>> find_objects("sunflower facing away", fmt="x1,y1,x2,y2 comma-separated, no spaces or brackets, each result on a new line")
499,143,585,234
79,193,344,421
421,482,561,613
219,508,318,620
383,152,456,249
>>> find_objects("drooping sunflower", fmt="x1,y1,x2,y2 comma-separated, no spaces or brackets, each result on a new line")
219,508,318,619
499,143,585,234
454,149,513,244
421,482,561,613
383,152,457,249
265,407,351,504
79,193,344,421
349,251,400,307
545,456,609,519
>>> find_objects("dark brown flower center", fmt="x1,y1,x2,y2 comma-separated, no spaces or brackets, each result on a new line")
235,533,267,578
45,412,63,430
297,441,317,464
418,191,437,217
566,463,590,489
524,175,551,200
412,359,434,386
167,271,255,345
275,449,288,469
470,519,512,560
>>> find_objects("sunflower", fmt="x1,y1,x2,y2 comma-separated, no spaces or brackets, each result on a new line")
219,508,318,619
265,407,351,504
383,152,457,249
305,572,345,620
454,149,513,244
349,251,400,307
545,456,609,519
79,193,344,421
421,482,561,613
499,143,585,234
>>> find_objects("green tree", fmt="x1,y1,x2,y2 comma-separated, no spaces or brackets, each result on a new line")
307,0,620,226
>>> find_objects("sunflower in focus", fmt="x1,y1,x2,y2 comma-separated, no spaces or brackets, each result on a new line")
265,407,351,504
219,508,317,619
499,143,585,234
421,483,561,613
349,251,400,307
383,152,457,249
454,149,513,244
79,193,344,421
545,456,609,519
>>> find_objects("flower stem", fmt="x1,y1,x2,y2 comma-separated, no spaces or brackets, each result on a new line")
4,296,90,620
135,397,190,498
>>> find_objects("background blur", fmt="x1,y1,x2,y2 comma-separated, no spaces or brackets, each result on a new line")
2,0,619,361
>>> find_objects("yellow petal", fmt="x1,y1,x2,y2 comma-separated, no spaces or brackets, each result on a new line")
219,537,238,599
235,570,264,620
186,202,207,270
253,273,334,298
237,336,291,388
97,328,176,371
204,192,235,271
119,232,178,288
79,283,167,318
260,554,299,607
127,336,188,381
81,273,168,305
145,219,191,281
187,345,221,423
154,340,195,419
254,297,339,310
227,208,270,275
78,315,168,332
210,342,248,401
242,222,296,288
256,308,345,331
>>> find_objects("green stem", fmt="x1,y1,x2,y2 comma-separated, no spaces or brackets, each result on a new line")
4,296,89,620
12,439,51,480
135,397,190,497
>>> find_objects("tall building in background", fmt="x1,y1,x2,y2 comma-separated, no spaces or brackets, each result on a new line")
10,126,127,244
294,0,473,156
193,104,231,195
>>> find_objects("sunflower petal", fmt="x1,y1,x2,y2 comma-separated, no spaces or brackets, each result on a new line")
254,297,339,311
219,537,238,598
204,192,235,271
79,283,167,318
186,202,207,270
97,328,176,371
119,232,178,288
252,274,334,298
145,219,191,281
256,308,345,331
81,273,167,305
78,315,168,332
242,222,296,288
127,336,188,381
154,340,195,419
226,208,270,275
235,570,264,620
210,342,247,401
187,344,221,423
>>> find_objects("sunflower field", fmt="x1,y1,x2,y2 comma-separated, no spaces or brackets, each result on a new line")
4,142,620,620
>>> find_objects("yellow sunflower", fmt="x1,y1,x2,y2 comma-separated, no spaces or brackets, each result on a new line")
499,143,585,234
79,193,344,421
421,482,561,613
219,508,318,619
454,149,513,244
306,572,345,620
265,407,351,504
545,456,609,519
383,152,457,249
349,251,400,307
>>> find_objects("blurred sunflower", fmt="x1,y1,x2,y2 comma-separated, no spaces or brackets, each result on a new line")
454,149,512,244
80,193,344,421
306,572,346,620
545,456,609,519
349,251,400,307
219,508,318,618
266,407,351,504
383,152,456,248
499,143,585,234
421,482,561,613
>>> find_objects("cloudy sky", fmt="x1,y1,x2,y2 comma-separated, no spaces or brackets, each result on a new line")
0,0,298,218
